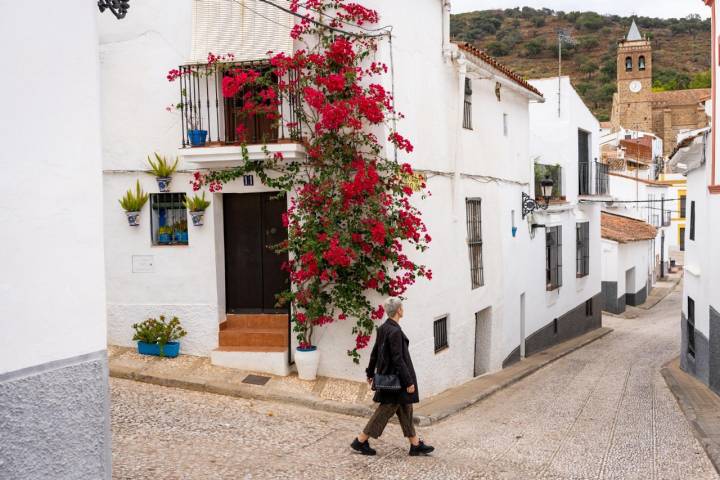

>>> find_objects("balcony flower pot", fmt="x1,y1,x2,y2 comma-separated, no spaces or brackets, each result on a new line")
295,346,320,381
156,176,172,193
137,341,180,358
189,211,205,226
125,211,141,227
188,129,208,147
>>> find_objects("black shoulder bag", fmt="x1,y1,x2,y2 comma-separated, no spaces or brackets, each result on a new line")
371,337,402,391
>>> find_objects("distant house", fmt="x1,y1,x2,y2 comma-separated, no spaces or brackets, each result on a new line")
600,212,658,314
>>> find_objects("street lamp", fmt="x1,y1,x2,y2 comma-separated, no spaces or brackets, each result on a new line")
522,176,554,219
98,0,130,19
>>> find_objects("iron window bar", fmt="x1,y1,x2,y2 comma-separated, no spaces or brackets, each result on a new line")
546,225,563,291
434,317,449,353
466,198,484,289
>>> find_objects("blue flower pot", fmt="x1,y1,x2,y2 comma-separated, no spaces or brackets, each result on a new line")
188,129,208,147
158,233,171,244
137,341,180,358
175,231,188,243
156,176,172,193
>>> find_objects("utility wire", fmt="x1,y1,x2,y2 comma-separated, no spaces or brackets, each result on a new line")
276,0,393,33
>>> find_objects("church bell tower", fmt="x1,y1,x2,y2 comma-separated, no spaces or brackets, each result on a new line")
615,20,653,132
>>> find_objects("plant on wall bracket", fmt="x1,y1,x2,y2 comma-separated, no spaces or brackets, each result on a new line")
167,0,432,363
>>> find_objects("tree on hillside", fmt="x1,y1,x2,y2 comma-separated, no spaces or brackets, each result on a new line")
579,61,599,80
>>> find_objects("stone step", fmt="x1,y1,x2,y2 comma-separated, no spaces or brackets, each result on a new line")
210,348,291,376
219,327,288,348
221,314,288,330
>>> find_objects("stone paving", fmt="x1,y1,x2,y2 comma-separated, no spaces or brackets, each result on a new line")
111,288,719,479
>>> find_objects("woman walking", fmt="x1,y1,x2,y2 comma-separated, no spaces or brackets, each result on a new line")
351,298,435,456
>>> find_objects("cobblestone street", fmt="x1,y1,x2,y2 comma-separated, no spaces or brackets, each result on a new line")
111,288,719,479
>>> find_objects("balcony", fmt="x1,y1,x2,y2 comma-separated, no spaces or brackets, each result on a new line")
579,161,610,197
175,61,305,166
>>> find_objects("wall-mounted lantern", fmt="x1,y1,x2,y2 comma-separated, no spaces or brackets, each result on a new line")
98,0,130,20
522,176,554,219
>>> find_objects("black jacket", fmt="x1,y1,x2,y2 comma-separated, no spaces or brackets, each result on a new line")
365,319,419,404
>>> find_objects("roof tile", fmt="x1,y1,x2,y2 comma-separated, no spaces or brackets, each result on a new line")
455,43,543,98
601,212,657,243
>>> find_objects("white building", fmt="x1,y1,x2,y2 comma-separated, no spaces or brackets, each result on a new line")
669,120,719,393
100,0,603,397
1,2,110,478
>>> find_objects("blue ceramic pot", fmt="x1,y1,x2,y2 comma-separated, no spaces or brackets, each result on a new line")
137,341,180,358
175,231,188,243
159,233,171,244
188,129,208,147
156,176,172,193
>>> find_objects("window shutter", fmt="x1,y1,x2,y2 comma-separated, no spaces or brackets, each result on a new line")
191,0,295,63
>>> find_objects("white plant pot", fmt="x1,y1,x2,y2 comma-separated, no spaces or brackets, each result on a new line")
295,347,320,381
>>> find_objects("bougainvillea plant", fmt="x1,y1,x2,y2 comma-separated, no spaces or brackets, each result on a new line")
168,0,431,363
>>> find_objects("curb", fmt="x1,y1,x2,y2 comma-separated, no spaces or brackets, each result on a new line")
661,359,720,474
110,327,613,426
413,327,613,426
637,276,682,310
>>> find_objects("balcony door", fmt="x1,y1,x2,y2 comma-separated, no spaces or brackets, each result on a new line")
224,193,289,313
578,129,591,195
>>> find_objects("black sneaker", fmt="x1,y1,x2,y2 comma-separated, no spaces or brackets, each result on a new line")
409,440,435,456
351,438,377,456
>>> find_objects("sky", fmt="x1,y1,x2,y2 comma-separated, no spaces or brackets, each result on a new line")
451,1,711,19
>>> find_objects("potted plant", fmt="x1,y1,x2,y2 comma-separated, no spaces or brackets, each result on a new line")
186,105,208,147
118,180,149,226
147,153,179,192
132,315,187,358
292,313,321,380
184,192,211,226
158,226,173,244
173,219,188,243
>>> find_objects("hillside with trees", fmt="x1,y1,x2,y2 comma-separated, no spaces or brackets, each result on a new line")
450,8,711,120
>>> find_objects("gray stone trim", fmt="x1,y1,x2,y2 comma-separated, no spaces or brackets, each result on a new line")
503,294,602,367
0,349,107,383
0,350,111,480
601,281,626,314
709,306,720,396
626,283,647,307
681,312,710,386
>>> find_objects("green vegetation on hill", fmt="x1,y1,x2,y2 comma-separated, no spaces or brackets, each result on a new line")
451,8,711,120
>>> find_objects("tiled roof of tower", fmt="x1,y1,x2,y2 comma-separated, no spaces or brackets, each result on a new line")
455,43,543,98
601,212,657,243
627,20,642,41
652,89,711,106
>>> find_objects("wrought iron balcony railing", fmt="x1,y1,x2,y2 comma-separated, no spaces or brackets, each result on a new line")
175,61,303,148
579,161,609,196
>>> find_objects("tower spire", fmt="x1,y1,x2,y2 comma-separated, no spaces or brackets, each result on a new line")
627,19,642,41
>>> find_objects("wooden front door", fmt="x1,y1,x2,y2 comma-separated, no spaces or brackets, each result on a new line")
224,193,289,313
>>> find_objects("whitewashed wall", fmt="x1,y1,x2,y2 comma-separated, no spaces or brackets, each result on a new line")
0,2,107,373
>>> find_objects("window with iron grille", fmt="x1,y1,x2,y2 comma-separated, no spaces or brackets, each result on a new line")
687,297,695,358
576,222,590,278
150,193,189,246
463,78,473,130
434,316,449,353
679,227,686,252
690,201,696,241
585,299,593,317
546,226,563,291
466,199,484,289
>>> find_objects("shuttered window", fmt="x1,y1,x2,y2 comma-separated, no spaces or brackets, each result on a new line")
466,198,484,289
546,226,563,291
463,78,473,130
191,0,295,63
434,317,448,353
688,297,695,358
576,222,590,278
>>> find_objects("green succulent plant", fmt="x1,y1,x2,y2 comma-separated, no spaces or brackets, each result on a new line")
184,192,211,212
132,315,187,356
119,180,149,212
158,226,173,235
147,153,179,178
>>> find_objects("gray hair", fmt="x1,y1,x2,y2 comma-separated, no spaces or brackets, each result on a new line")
384,297,403,319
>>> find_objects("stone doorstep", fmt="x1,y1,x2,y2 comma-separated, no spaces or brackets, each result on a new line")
108,326,612,427
661,358,720,475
